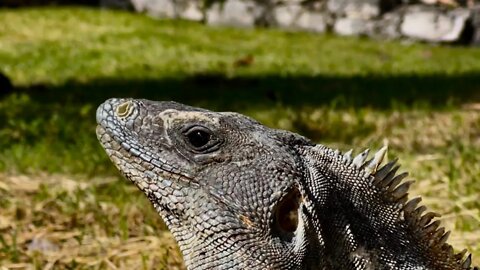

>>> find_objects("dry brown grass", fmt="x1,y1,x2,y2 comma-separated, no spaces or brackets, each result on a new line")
0,174,185,270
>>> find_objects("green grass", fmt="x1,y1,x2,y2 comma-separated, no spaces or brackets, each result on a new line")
2,7,480,85
0,6,479,269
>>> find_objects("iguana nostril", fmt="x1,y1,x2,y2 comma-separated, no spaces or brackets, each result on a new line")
116,101,133,118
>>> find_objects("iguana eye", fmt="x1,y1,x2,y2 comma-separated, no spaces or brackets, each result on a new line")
186,129,211,148
181,125,222,154
182,126,219,152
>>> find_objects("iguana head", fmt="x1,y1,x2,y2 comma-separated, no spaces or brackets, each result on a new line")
96,98,477,270
96,98,316,269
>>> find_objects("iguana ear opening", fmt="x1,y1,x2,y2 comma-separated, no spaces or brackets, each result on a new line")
273,186,303,241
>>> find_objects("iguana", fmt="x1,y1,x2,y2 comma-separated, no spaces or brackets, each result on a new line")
96,98,477,270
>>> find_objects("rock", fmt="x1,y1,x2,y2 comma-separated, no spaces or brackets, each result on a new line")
442,8,471,41
273,3,327,32
206,0,261,27
400,5,471,42
470,6,480,45
131,0,175,18
327,0,402,19
130,0,202,20
273,3,304,28
373,10,402,39
175,0,203,21
333,17,374,36
420,0,459,6
327,0,381,19
296,11,327,32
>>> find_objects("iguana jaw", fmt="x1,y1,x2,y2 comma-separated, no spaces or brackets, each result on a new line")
96,124,194,185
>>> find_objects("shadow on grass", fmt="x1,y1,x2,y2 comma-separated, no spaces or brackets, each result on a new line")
2,72,480,174
11,72,480,110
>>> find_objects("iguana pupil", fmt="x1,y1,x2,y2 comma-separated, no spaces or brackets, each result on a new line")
186,129,211,148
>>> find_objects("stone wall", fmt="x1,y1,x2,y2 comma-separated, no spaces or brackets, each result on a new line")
101,0,480,45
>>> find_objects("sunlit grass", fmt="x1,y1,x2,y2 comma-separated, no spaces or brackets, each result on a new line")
2,7,480,86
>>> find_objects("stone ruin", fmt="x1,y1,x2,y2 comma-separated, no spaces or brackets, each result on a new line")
101,0,480,45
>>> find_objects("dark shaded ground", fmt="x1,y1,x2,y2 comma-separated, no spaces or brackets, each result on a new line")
7,72,480,110
1,72,479,174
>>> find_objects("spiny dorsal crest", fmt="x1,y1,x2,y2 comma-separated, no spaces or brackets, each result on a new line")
341,146,476,270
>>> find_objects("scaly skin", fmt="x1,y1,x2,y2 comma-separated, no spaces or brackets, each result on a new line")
96,98,477,270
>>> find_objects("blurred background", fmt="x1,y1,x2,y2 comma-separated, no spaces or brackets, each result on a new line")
1,0,480,269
